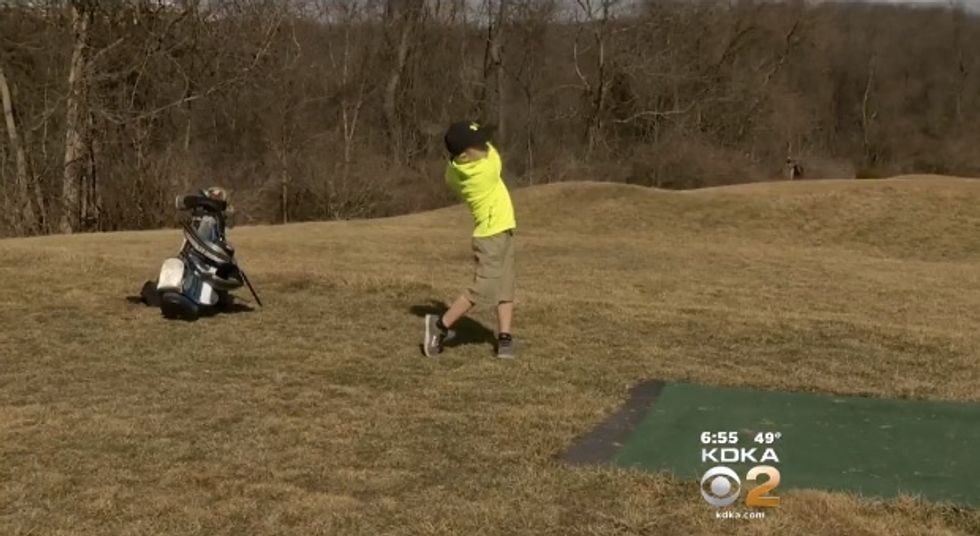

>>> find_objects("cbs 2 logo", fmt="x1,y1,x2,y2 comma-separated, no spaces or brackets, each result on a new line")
700,465,781,508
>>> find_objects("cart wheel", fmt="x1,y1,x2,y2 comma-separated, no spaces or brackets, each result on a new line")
160,292,199,321
140,280,161,307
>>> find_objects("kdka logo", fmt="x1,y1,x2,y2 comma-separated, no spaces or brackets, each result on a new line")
700,447,781,508
700,465,781,508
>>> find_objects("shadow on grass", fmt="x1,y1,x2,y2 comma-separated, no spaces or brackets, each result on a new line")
409,300,496,351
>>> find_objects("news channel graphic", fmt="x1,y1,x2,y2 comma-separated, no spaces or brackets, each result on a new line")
699,430,782,515
562,382,980,511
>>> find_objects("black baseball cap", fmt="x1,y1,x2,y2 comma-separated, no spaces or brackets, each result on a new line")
444,120,489,156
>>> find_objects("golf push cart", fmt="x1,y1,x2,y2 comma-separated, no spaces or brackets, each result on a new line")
139,187,262,320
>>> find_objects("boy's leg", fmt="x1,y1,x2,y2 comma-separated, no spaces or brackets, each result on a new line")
495,232,516,358
423,294,472,357
442,294,473,328
497,301,513,335
495,300,516,358
423,244,481,357
497,231,516,337
424,232,514,357
424,294,473,357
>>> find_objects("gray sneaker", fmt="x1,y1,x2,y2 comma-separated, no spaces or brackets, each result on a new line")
496,335,516,359
423,314,446,357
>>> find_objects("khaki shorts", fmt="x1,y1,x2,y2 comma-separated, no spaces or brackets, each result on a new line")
467,230,515,307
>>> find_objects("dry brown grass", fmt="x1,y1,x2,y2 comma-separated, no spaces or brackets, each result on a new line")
2,176,979,535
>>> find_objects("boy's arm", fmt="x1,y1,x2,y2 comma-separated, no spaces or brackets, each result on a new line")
445,164,463,197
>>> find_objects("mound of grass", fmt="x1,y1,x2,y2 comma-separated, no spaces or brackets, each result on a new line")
1,177,979,535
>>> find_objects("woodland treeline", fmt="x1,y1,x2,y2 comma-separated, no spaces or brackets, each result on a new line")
1,0,979,235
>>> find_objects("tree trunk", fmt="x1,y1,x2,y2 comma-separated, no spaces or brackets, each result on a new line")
280,144,289,224
83,115,101,230
60,3,90,234
0,62,38,234
861,53,878,165
486,0,507,141
585,36,607,155
340,24,365,191
383,0,420,162
183,103,193,152
523,80,534,184
576,1,612,156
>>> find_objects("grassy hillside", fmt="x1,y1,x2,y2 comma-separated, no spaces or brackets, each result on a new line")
2,177,979,535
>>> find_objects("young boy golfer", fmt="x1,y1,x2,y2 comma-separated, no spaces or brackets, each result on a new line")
424,121,517,358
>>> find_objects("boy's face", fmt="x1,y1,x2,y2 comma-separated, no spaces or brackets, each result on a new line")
463,145,488,160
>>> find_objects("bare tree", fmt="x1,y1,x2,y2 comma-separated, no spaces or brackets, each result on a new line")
326,0,379,192
861,51,879,165
0,60,40,233
573,0,620,154
483,0,508,140
383,0,423,162
60,0,91,233
508,0,555,183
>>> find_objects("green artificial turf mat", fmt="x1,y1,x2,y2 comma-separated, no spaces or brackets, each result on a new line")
563,382,980,507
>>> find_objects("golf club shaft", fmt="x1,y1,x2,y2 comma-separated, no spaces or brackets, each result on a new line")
239,268,263,307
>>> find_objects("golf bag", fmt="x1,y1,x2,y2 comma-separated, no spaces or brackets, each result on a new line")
140,190,261,320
